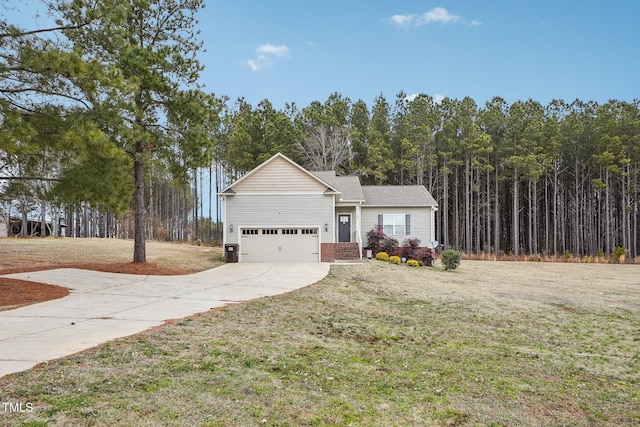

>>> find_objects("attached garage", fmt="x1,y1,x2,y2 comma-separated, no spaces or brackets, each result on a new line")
239,227,320,262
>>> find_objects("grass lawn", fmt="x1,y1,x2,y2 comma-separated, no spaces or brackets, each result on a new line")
0,237,224,274
1,258,639,426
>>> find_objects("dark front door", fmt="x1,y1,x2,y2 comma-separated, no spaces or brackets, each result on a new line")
338,214,351,242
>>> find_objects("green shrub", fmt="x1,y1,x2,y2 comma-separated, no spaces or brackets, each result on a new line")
375,252,389,261
389,255,401,265
613,246,627,263
441,249,461,270
407,259,419,267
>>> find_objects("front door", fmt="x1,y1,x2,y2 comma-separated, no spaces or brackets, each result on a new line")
338,214,351,242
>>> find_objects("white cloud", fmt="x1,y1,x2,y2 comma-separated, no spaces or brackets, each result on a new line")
247,55,269,72
386,7,479,29
418,7,460,25
248,44,290,72
256,43,290,57
387,14,416,29
404,93,446,104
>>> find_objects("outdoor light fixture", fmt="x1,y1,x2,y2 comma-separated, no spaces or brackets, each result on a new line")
230,223,234,232
324,222,328,232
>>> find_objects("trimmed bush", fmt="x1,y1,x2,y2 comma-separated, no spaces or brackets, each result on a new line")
381,237,399,255
366,229,399,256
366,229,385,253
407,259,419,267
375,251,389,261
401,238,421,260
441,249,461,270
389,255,401,265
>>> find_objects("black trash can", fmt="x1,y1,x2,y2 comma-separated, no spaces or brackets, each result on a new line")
224,243,239,263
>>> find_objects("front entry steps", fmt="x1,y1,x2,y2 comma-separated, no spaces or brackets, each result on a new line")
335,243,360,261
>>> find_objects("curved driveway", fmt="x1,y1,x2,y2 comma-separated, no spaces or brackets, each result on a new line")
0,262,329,378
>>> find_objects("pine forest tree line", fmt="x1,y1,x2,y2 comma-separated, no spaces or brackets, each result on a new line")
1,3,638,259
217,93,640,259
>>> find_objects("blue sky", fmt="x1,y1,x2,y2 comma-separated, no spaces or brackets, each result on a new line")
199,0,640,108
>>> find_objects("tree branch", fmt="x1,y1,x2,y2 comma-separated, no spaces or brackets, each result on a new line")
0,176,61,182
0,22,90,40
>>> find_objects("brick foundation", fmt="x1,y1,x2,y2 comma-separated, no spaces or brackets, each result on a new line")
321,243,361,262
321,243,336,262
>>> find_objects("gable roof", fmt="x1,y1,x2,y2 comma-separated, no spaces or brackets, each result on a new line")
361,185,438,207
311,171,365,202
219,153,339,195
219,153,437,208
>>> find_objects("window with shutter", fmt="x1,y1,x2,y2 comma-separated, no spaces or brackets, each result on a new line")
382,214,407,235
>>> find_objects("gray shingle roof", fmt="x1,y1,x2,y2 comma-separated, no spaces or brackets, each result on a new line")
311,171,365,201
361,185,438,207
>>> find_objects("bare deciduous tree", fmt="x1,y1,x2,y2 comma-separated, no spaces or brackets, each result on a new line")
298,124,351,171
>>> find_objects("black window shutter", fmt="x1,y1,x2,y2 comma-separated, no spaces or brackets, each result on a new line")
405,214,411,235
378,214,383,231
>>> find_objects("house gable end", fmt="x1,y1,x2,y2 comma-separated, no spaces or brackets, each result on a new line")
223,153,338,194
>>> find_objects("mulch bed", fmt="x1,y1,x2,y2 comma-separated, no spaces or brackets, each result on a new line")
0,263,188,312
0,279,70,311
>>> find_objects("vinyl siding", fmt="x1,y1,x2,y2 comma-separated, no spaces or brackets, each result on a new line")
232,156,328,193
360,206,435,247
225,194,335,244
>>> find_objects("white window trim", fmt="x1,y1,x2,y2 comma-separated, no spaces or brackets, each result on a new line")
382,214,406,236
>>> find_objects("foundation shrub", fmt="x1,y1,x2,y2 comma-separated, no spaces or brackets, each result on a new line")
400,238,421,260
375,252,389,261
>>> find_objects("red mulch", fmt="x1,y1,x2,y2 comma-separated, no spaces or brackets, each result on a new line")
0,262,187,312
0,279,70,311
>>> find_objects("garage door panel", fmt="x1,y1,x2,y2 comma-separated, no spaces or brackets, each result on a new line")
240,228,319,262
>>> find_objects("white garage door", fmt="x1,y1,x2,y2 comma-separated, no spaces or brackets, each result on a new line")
239,227,320,262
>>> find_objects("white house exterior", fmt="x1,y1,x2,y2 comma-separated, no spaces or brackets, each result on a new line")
219,153,438,262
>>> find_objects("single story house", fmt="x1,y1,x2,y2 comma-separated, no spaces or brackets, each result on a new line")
219,153,438,262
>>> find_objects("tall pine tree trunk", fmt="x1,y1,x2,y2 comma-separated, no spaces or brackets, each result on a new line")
553,162,559,255
494,165,500,255
486,168,491,253
527,180,533,254
464,157,471,253
133,139,146,263
605,169,611,255
442,168,449,249
532,180,538,254
512,168,520,257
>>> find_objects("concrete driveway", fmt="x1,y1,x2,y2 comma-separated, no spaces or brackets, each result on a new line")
0,262,329,378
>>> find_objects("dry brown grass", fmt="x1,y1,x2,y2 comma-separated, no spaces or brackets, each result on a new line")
1,258,638,426
0,237,223,274
463,252,640,264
